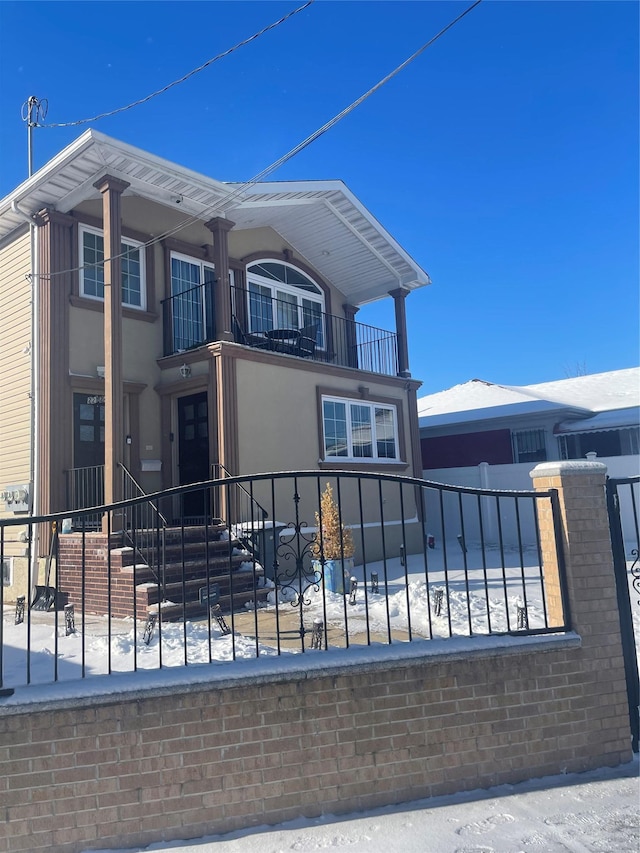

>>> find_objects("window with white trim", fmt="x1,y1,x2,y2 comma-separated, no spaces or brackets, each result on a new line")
322,396,399,461
80,225,146,310
246,261,325,348
512,429,547,463
170,252,216,352
2,557,11,587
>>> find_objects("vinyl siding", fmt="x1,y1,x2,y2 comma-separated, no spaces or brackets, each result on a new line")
0,231,32,513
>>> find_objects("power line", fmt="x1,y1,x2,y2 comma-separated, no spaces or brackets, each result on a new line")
30,1,314,129
243,0,483,186
30,0,482,281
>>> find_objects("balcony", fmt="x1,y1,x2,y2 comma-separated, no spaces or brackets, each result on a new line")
161,284,399,376
161,280,216,357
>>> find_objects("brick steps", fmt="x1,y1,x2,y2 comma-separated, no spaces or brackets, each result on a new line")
148,587,271,622
58,522,268,621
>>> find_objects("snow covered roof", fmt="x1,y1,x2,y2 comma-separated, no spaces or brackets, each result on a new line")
0,130,430,306
418,368,640,429
555,406,640,434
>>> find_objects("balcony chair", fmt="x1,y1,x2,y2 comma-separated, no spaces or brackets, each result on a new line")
295,322,319,358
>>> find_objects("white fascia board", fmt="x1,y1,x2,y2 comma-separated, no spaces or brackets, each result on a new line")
234,179,431,289
335,182,430,288
555,406,640,434
91,132,230,197
0,130,233,219
418,401,584,430
0,129,98,216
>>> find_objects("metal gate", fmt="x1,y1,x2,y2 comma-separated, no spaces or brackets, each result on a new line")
606,475,639,752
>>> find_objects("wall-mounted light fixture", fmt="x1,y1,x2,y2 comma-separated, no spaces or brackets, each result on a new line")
179,363,191,379
125,435,132,445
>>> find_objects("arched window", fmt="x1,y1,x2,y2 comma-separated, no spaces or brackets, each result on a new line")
246,261,325,348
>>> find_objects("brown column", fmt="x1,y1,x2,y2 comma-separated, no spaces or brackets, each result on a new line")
93,175,130,510
342,303,359,369
215,350,238,474
34,209,74,552
205,217,235,339
389,287,410,378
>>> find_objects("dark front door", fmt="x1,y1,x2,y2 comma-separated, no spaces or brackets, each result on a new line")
72,393,105,510
178,392,210,521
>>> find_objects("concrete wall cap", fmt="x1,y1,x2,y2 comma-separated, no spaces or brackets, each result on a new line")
530,460,608,479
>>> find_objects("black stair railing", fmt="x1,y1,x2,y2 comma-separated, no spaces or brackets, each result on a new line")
120,464,169,600
212,463,269,561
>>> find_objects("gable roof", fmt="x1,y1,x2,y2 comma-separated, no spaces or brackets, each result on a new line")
0,130,430,306
417,368,640,429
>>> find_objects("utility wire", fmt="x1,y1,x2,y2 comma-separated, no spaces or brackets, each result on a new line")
32,1,314,128
241,0,483,187
29,0,482,281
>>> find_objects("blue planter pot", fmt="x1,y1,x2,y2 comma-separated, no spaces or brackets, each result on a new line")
313,558,354,595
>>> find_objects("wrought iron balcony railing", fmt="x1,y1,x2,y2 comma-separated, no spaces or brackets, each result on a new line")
230,286,399,376
161,280,216,356
160,283,399,376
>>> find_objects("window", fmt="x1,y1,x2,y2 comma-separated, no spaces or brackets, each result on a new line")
170,253,216,351
246,261,325,348
80,226,146,309
512,429,547,464
559,427,639,460
322,396,399,461
2,557,11,587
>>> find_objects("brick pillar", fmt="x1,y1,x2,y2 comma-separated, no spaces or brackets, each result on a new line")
531,461,632,755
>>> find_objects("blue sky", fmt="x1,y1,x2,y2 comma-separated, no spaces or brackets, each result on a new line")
0,1,637,394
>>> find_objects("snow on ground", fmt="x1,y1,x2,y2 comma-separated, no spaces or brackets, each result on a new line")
1,543,638,691
89,757,639,853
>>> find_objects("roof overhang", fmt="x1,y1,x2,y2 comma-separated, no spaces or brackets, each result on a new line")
554,407,640,435
418,400,585,430
0,130,430,306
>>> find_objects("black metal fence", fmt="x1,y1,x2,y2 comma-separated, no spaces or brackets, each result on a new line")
606,474,639,752
0,472,569,694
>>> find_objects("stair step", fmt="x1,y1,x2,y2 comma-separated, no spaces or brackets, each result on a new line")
128,538,246,560
127,555,260,585
149,587,271,622
137,567,265,604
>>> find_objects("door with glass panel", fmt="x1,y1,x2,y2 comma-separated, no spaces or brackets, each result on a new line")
170,255,216,351
71,392,105,515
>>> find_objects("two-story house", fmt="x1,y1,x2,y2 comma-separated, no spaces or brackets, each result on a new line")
0,130,430,595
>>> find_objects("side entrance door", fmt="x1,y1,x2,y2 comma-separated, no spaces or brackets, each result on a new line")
178,392,210,521
72,392,105,511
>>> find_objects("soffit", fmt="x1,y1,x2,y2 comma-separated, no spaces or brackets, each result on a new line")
0,130,431,307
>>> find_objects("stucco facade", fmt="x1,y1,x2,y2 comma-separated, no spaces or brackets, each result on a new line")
0,131,430,593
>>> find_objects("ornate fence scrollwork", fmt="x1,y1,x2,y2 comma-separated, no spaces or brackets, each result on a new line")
273,487,321,645
630,548,640,605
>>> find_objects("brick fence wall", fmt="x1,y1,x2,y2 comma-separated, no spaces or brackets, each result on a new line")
0,461,634,852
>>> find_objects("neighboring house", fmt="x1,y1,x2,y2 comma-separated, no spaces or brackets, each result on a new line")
418,368,639,489
0,130,430,593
